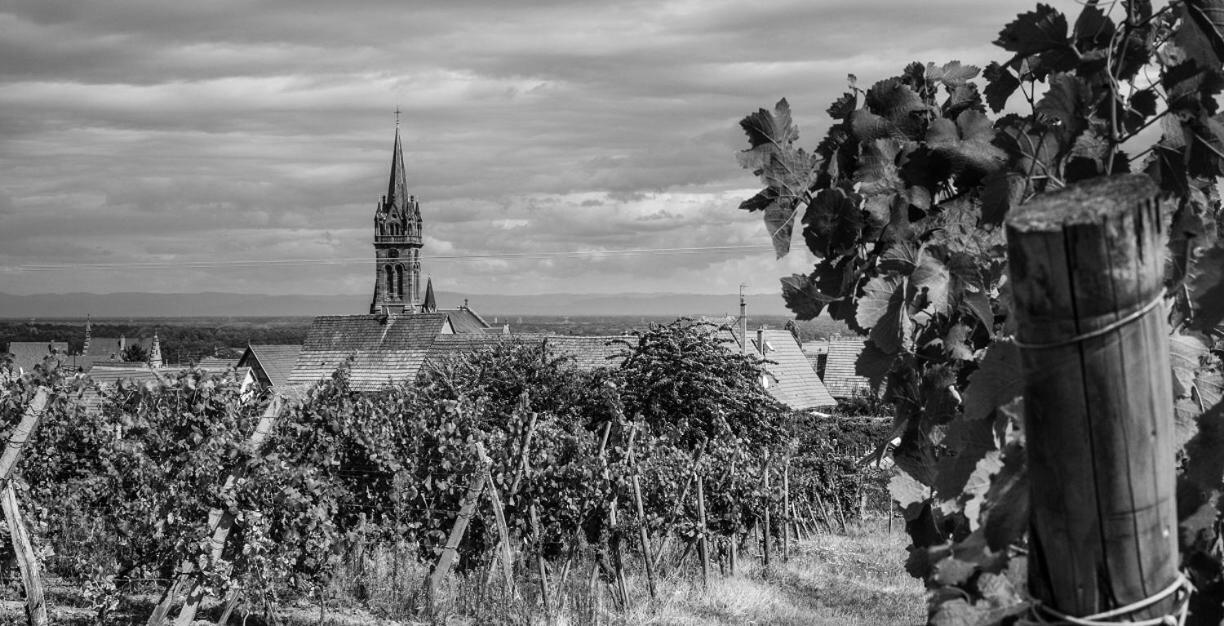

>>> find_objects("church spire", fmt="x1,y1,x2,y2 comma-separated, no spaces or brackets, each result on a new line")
149,333,163,368
423,277,437,313
386,125,409,214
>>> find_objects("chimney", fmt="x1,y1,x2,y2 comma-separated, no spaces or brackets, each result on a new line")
757,328,766,355
739,285,748,355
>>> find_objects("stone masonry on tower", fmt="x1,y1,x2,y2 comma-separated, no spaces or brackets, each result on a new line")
370,125,423,314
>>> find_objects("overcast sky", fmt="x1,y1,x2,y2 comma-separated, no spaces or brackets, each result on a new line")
0,0,1027,297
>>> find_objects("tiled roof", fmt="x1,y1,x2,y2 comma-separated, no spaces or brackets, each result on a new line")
821,337,876,399
752,330,836,409
440,307,491,334
541,336,628,372
424,334,628,373
86,337,151,361
287,313,452,391
239,345,302,389
197,357,240,370
7,341,68,373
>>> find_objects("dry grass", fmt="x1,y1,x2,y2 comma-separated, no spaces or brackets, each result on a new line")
0,520,924,624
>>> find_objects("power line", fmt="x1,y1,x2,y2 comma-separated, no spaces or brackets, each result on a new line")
11,245,775,272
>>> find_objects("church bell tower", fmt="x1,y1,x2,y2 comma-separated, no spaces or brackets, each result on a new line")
370,120,423,315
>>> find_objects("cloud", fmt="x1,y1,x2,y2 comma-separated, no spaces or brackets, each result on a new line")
0,0,1031,298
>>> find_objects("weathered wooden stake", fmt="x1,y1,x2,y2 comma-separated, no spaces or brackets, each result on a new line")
761,462,771,568
695,468,710,588
782,459,790,562
426,448,489,613
650,440,706,572
154,396,284,626
1007,175,1178,620
529,504,552,617
625,423,657,600
0,387,48,626
483,466,515,598
2,485,45,626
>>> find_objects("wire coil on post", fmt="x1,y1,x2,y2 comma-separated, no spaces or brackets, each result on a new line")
1028,574,1194,626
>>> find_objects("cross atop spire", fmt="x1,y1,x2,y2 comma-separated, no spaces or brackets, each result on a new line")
395,106,401,128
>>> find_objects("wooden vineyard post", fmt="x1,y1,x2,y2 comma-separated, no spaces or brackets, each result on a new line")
694,465,710,588
426,444,490,614
0,387,49,626
596,421,629,608
761,460,771,569
157,395,285,626
1006,175,1180,621
625,423,657,600
782,459,790,562
650,440,706,572
483,465,515,599
528,504,551,617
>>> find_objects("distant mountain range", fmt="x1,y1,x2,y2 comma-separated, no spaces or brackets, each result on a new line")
0,291,794,318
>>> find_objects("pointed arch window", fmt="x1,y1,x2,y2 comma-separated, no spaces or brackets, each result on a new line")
395,265,405,299
385,265,394,299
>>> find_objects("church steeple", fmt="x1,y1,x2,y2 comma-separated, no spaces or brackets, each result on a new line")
371,118,424,315
386,126,410,215
423,277,437,313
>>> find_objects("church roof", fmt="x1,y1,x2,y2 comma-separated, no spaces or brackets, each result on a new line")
6,341,68,373
86,337,152,362
441,307,492,334
287,313,453,391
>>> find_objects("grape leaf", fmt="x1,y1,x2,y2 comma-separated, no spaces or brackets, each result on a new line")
889,468,930,516
865,78,930,138
1186,0,1224,61
980,169,1025,225
802,187,864,259
764,200,797,258
983,62,1020,113
926,110,1008,174
1188,241,1224,331
738,98,799,152
1035,73,1092,137
963,340,1022,422
857,275,909,354
979,442,1029,551
961,450,1003,529
936,416,998,509
780,274,838,321
927,60,982,88
856,138,903,196
910,248,952,323
827,92,857,120
933,556,978,586
995,4,1069,54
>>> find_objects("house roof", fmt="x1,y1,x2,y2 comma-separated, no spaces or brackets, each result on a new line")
6,341,68,373
541,336,628,372
287,313,453,391
197,357,240,370
440,307,492,334
821,336,876,399
86,337,151,360
239,345,302,389
752,330,836,409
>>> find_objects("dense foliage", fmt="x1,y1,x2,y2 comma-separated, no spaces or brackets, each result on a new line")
736,1,1224,622
0,320,865,622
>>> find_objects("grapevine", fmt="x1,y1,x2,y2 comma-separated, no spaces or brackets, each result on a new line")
735,0,1224,622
